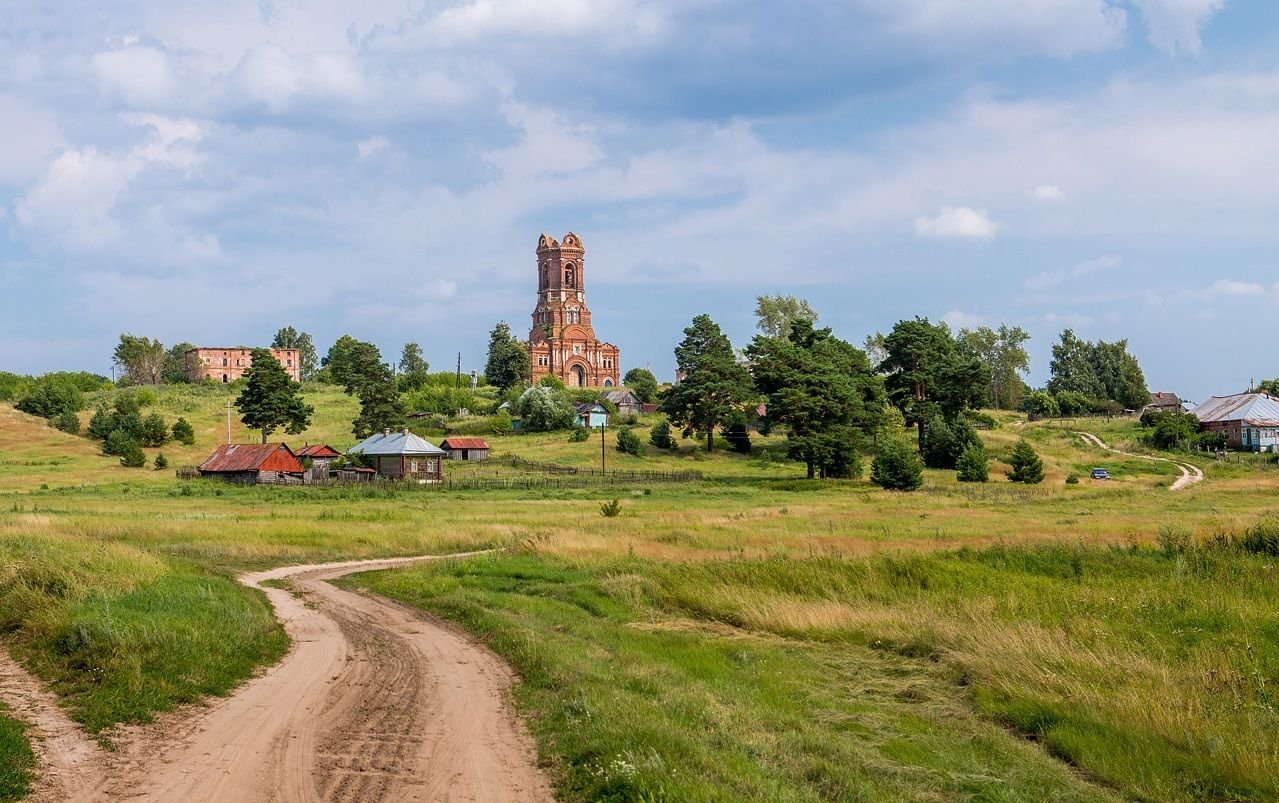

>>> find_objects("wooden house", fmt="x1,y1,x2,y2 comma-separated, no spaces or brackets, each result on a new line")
197,443,304,484
440,437,490,462
574,402,609,429
296,444,342,481
336,466,376,483
347,428,446,482
601,389,643,416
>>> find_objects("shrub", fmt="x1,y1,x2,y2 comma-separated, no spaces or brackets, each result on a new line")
955,443,989,482
922,416,979,470
966,410,997,430
1008,439,1045,484
52,410,81,435
140,412,169,447
1065,473,1080,485
16,378,84,419
1196,430,1227,451
871,437,923,491
649,419,675,449
1053,391,1090,417
517,387,575,432
1236,518,1279,556
488,409,514,435
153,453,169,471
616,427,644,456
113,393,142,417
1157,523,1192,556
113,411,146,442
722,421,751,454
568,425,591,443
171,417,196,446
1143,411,1200,450
600,498,622,518
119,441,147,468
135,388,158,407
1021,390,1059,418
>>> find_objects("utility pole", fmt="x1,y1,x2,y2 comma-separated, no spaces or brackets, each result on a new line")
456,352,462,388
600,415,606,474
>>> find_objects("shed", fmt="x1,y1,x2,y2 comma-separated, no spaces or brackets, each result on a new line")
348,428,446,482
575,402,609,429
197,443,303,484
296,443,342,481
336,466,376,483
601,389,643,416
440,437,490,462
1192,392,1279,451
1146,392,1184,413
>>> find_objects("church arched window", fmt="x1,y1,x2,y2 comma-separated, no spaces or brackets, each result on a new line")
540,263,549,289
565,265,576,288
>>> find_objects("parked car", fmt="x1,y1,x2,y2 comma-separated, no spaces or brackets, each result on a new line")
1090,467,1110,480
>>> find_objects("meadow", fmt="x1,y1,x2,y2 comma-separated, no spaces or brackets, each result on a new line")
1,385,1277,801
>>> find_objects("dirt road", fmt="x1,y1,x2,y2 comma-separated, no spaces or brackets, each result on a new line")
3,553,554,803
1075,431,1204,491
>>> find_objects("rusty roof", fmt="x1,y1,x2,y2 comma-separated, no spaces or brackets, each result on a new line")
296,444,342,458
198,443,303,473
440,437,489,449
1192,393,1279,426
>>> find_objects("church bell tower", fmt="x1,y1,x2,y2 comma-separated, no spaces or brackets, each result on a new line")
528,232,620,388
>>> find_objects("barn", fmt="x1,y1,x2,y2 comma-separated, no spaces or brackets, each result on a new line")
197,443,304,484
348,428,446,482
296,444,342,481
440,437,490,462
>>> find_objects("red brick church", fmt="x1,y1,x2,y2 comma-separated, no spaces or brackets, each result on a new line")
528,232,620,387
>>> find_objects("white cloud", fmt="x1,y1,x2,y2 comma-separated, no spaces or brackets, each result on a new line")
1202,278,1266,297
1133,0,1226,55
357,136,390,159
876,0,1127,57
420,0,667,45
0,94,63,184
941,309,985,328
913,206,1000,240
90,46,180,106
1031,184,1065,201
1023,255,1121,290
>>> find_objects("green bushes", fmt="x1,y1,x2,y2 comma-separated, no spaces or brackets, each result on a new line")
649,419,676,449
871,437,923,490
1007,439,1044,484
567,425,591,443
922,415,980,469
599,498,623,517
1142,410,1201,450
955,443,989,482
171,417,196,445
721,421,751,454
615,428,644,456
52,410,81,434
516,387,575,432
15,377,84,419
153,453,169,471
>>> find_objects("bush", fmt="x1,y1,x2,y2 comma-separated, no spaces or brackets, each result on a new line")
171,417,196,446
1157,523,1192,556
649,419,675,449
52,410,81,435
140,412,169,447
722,421,751,454
1053,391,1090,417
1065,473,1080,485
113,393,142,417
1143,411,1200,450
153,453,169,471
1008,439,1045,484
517,387,575,432
119,441,147,468
1196,430,1227,451
113,411,146,442
922,416,979,470
600,498,622,518
871,437,923,491
955,443,989,482
16,378,84,419
135,388,157,407
1021,390,1059,418
88,405,117,440
568,425,591,442
488,409,514,435
616,427,644,456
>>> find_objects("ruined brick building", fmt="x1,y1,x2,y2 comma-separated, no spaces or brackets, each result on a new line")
184,347,301,383
528,232,620,387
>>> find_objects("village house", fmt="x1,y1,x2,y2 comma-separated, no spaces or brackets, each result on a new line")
440,437,490,462
1192,392,1279,451
185,347,301,383
528,233,621,388
296,444,342,481
575,402,609,429
348,428,446,482
197,443,304,484
601,389,643,416
1145,391,1185,414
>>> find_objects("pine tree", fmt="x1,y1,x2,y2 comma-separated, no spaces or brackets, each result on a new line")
344,342,406,438
140,412,169,447
956,443,989,483
235,348,314,443
649,419,675,449
659,314,754,452
1008,439,1045,484
871,436,924,491
171,417,196,445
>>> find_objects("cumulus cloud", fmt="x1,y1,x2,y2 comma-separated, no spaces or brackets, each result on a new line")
1024,255,1121,290
913,206,1000,240
1133,0,1226,55
90,45,180,106
1202,278,1266,297
1031,184,1065,201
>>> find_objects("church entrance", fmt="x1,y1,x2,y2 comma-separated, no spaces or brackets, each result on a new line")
571,365,586,387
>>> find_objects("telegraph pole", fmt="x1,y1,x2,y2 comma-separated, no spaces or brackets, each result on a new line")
456,352,462,388
600,415,606,473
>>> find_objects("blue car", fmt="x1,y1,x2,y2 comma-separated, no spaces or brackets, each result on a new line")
1090,468,1110,480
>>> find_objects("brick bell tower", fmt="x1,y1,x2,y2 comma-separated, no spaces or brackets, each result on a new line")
528,232,620,388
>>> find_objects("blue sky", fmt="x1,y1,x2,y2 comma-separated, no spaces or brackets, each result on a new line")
2,0,1276,401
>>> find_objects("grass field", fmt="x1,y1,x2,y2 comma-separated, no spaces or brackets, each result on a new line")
0,707,33,803
1,388,1278,800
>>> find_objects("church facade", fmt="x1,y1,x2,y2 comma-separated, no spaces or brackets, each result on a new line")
528,232,620,388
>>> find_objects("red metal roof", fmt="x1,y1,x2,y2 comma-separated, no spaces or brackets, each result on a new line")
296,444,342,459
440,437,489,449
198,443,303,474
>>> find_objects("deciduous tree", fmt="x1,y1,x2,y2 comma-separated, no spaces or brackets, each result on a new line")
273,327,319,381
113,334,166,385
484,322,532,391
881,318,989,449
754,294,819,340
398,342,431,391
622,367,659,404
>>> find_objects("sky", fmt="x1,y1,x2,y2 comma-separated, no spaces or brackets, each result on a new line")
1,0,1277,402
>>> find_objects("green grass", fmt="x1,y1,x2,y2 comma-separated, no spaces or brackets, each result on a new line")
0,706,35,802
352,544,1279,802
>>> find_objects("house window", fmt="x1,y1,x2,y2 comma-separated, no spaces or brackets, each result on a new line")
410,460,419,473
426,459,437,475
222,358,228,366
287,359,293,367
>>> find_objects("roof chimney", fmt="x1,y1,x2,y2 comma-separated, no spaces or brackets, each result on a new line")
402,427,410,436
383,428,391,437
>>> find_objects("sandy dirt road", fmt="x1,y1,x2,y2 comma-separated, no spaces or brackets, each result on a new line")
3,552,554,803
1075,431,1204,491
